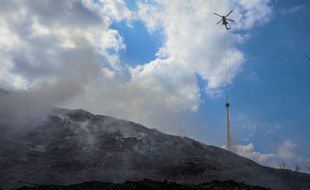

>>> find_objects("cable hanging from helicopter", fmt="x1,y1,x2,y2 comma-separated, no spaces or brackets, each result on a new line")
214,9,234,150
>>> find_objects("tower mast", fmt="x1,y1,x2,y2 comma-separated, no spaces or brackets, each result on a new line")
224,29,231,151
225,89,231,150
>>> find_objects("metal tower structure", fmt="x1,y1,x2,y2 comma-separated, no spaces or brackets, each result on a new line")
225,88,231,150
215,10,234,150
224,31,232,151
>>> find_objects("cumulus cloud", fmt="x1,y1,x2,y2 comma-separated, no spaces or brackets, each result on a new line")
277,140,298,160
229,112,310,172
275,140,310,170
274,140,310,172
137,0,271,88
233,143,274,162
0,0,129,102
230,140,310,173
0,0,272,128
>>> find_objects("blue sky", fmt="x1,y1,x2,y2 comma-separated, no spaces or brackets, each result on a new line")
111,1,310,167
111,20,163,65
233,0,310,154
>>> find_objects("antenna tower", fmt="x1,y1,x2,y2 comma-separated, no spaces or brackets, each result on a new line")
214,10,234,150
224,28,232,151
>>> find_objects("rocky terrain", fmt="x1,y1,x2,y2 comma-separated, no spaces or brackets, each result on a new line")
0,100,310,190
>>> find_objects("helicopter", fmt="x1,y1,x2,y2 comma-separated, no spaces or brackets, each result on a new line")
214,10,234,30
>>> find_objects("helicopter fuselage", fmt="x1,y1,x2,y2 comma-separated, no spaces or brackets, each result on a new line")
222,16,228,25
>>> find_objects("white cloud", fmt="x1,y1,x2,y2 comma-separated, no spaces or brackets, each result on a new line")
275,140,310,168
277,140,298,160
0,18,22,51
69,0,272,125
280,5,305,16
30,17,50,37
230,140,310,173
0,0,130,99
66,58,200,126
233,0,272,29
274,140,310,172
136,0,271,93
98,0,132,22
0,0,272,129
233,143,274,162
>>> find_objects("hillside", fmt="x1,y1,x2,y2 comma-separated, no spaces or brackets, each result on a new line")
0,108,310,190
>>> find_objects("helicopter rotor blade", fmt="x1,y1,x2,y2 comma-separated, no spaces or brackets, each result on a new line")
214,13,223,17
216,19,222,24
227,19,234,22
226,10,233,17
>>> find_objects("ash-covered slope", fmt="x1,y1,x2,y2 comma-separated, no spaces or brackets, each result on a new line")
0,109,310,190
